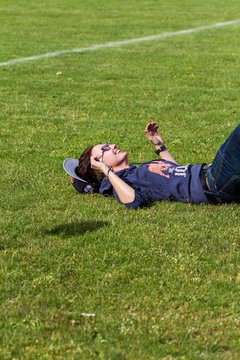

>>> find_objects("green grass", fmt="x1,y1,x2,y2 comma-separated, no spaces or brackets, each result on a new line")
1,0,240,359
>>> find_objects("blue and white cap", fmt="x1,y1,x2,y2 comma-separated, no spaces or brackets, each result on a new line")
63,158,96,194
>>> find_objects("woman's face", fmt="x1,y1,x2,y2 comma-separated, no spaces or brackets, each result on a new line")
91,144,128,168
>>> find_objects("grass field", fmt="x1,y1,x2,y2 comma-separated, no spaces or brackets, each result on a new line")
1,0,240,359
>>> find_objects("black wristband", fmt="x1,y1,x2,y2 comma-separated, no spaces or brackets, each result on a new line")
155,144,167,155
107,167,112,177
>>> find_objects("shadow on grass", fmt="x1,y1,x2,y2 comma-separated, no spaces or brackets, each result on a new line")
43,220,109,237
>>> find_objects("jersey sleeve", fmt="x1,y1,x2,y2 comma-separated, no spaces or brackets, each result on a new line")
113,188,148,209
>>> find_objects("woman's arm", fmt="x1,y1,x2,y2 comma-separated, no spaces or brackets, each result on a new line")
91,157,135,204
144,121,177,163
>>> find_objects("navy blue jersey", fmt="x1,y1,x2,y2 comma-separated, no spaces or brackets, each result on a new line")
99,159,209,208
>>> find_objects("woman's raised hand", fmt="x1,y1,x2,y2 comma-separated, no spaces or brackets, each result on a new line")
90,156,110,175
144,121,164,146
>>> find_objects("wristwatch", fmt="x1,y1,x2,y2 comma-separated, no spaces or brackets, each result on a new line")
155,144,167,155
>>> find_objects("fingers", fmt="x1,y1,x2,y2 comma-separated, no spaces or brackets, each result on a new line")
90,156,99,168
144,121,157,132
144,121,159,134
144,121,154,133
91,156,108,173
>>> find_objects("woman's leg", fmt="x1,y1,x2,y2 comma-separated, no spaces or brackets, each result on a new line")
206,125,240,202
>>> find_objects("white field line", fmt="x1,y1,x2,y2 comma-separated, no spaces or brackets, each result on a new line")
1,19,240,68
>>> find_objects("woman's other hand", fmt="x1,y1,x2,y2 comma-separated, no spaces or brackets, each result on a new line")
144,121,164,146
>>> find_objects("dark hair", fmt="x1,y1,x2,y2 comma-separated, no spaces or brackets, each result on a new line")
76,145,105,185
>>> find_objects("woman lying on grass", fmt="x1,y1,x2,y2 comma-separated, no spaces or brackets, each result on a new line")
64,122,240,208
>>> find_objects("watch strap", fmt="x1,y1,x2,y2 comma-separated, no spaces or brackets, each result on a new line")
155,144,167,155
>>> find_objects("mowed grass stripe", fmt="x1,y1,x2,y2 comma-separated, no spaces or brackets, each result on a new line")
1,18,240,67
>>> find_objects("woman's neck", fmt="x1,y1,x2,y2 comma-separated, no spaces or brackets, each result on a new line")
112,162,130,172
